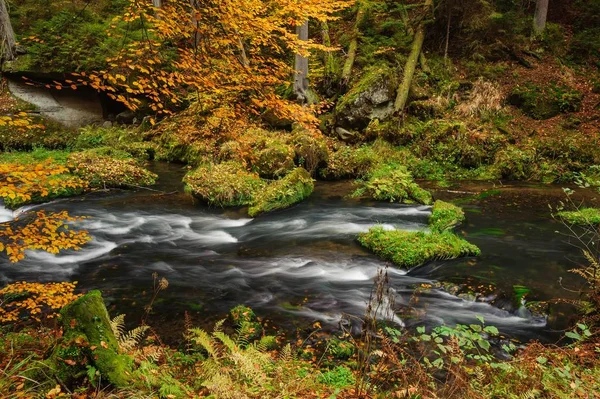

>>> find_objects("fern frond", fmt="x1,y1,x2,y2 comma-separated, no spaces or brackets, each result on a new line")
110,314,126,339
213,319,225,333
119,325,149,351
214,331,238,353
279,343,294,362
190,328,217,358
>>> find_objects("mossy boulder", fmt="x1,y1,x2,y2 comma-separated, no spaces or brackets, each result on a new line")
229,305,262,340
183,162,265,207
508,83,583,120
42,290,133,388
353,163,433,205
289,129,329,174
67,151,157,188
493,145,536,180
335,63,397,131
240,128,296,178
320,144,380,179
248,167,314,217
358,227,481,269
429,201,466,232
557,208,600,226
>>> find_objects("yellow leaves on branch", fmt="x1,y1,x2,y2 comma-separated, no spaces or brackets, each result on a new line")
81,0,353,129
0,281,81,324
0,113,44,130
0,160,87,208
0,210,91,262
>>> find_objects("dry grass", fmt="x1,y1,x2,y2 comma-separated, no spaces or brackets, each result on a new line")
457,78,503,116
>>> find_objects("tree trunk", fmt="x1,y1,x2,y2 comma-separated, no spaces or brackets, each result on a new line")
152,0,162,7
394,0,432,113
321,21,336,77
341,2,364,83
0,0,16,61
294,21,309,103
533,0,549,35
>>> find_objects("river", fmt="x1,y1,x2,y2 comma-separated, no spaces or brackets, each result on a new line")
0,163,589,343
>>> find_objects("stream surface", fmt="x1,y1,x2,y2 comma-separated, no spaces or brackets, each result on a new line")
0,163,591,343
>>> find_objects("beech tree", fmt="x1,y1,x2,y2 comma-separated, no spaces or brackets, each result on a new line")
84,0,352,128
0,0,16,61
533,0,549,34
294,21,310,103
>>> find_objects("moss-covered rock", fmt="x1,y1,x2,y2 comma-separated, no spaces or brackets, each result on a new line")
493,145,536,180
557,208,600,226
229,305,262,341
43,290,134,388
289,130,329,174
242,129,295,178
335,63,397,130
184,162,265,207
358,227,481,269
248,167,314,217
508,83,583,120
353,163,433,205
320,144,381,180
429,201,466,232
67,151,157,188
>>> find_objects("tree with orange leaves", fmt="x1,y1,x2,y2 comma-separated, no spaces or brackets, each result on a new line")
82,0,353,128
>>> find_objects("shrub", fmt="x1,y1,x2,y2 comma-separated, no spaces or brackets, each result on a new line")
183,162,265,207
289,130,329,174
353,163,433,205
67,151,157,188
248,168,314,217
429,201,466,232
358,226,481,269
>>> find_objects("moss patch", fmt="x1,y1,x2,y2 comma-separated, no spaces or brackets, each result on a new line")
248,167,314,217
508,83,583,120
557,208,600,226
353,163,432,205
429,201,466,232
183,162,265,207
358,227,480,269
43,290,134,388
67,151,157,188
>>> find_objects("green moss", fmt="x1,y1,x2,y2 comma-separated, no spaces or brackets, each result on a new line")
336,63,395,113
429,201,466,232
353,163,433,205
557,208,600,226
67,151,157,188
320,144,380,179
289,130,329,174
229,305,261,340
183,162,265,207
44,290,133,388
248,168,314,217
508,83,583,120
242,129,295,178
493,145,536,180
358,227,481,269
0,118,75,151
327,339,355,360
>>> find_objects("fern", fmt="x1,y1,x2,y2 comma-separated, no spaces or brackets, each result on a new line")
110,314,149,351
190,328,217,359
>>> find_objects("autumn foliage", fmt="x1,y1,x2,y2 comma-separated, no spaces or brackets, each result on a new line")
0,160,86,208
82,0,353,127
0,210,90,262
0,281,81,323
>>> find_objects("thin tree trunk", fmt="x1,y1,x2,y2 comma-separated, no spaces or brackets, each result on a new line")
533,0,549,35
394,0,433,113
341,2,364,83
321,21,336,77
152,0,162,7
0,0,16,61
294,21,309,103
444,6,451,61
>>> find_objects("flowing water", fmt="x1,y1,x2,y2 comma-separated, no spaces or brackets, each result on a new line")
0,163,588,343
